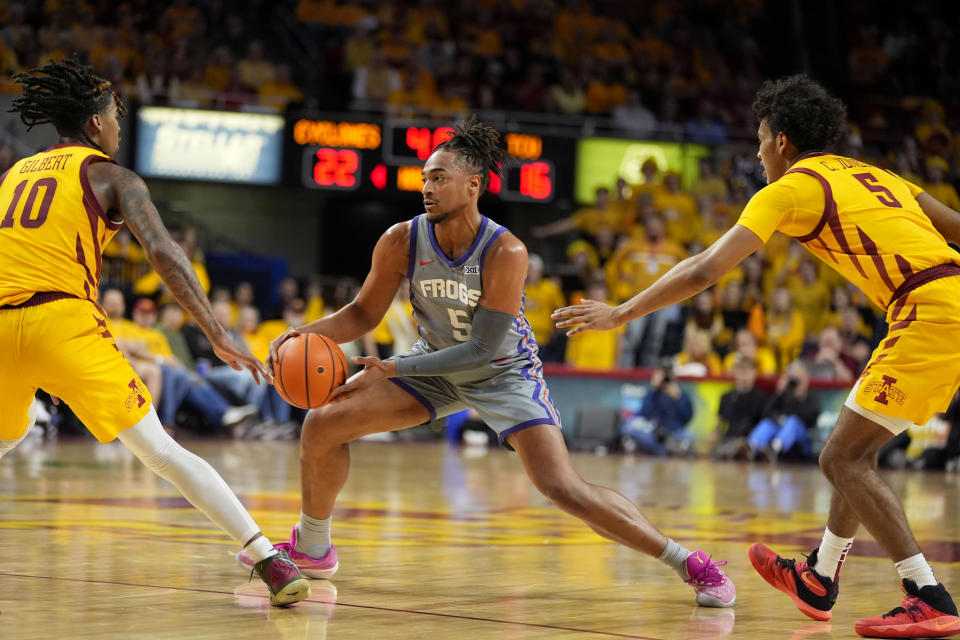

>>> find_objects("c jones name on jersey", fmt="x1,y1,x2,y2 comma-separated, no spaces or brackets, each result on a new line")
418,278,481,307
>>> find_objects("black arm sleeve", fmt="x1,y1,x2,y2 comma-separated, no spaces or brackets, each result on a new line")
393,305,515,376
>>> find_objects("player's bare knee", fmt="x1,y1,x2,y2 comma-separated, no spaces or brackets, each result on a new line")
300,407,351,455
535,477,589,516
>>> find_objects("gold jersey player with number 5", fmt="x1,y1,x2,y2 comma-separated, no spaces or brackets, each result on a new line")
554,75,960,638
0,56,311,606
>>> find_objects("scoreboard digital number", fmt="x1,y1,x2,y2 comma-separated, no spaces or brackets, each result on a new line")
302,147,361,190
293,118,570,202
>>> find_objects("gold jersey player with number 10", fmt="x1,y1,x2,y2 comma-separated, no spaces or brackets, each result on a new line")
0,56,310,607
554,75,960,638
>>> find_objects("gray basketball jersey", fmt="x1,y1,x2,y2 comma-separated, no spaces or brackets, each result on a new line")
395,214,562,435
406,214,527,361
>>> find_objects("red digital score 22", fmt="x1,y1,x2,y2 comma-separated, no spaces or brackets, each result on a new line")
312,148,360,188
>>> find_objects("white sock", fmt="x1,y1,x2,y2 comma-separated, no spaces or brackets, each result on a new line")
896,553,937,588
658,538,692,580
118,407,274,558
296,511,332,558
812,527,854,582
244,535,279,564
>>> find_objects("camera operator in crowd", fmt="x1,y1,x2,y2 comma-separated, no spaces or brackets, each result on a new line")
747,362,821,462
710,355,769,460
622,364,695,456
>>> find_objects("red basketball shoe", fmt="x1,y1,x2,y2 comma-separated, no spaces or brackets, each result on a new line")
749,543,837,621
251,550,312,607
854,579,960,638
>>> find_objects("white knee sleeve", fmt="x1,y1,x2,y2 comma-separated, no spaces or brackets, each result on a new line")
0,398,38,459
118,406,260,546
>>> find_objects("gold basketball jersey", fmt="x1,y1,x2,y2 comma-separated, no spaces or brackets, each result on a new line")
0,143,121,306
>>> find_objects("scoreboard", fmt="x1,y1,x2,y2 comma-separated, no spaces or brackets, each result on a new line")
287,118,575,203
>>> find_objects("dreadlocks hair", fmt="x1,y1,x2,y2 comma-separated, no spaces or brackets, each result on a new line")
432,115,512,195
9,55,126,143
752,74,847,153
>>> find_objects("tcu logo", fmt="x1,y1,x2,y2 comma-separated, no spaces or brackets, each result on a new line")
863,375,906,406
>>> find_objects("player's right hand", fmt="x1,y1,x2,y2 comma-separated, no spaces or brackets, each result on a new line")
552,299,623,336
212,334,273,385
266,328,301,374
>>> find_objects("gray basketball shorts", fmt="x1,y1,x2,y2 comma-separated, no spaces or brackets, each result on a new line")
388,341,562,445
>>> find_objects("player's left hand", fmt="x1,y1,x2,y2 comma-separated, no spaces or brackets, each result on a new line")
552,299,623,336
328,356,398,401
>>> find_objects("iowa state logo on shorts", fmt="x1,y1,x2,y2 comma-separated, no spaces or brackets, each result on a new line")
124,378,147,412
863,374,906,406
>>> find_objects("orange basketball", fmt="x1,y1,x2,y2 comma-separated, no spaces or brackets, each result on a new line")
274,333,348,409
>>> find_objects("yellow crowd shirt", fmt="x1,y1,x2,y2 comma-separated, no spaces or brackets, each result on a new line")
0,144,120,306
737,153,960,311
523,278,567,344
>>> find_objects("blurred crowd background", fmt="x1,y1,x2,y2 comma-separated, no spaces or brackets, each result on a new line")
3,0,960,466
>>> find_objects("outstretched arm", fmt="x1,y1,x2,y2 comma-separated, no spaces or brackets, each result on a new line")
91,162,270,383
917,192,960,246
554,225,764,335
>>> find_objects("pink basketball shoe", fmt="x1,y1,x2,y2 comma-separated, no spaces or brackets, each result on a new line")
685,550,736,607
238,525,339,579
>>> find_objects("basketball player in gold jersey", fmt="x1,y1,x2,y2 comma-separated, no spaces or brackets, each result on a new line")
0,57,309,606
555,75,960,638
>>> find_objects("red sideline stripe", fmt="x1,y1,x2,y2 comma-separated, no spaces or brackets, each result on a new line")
540,363,854,390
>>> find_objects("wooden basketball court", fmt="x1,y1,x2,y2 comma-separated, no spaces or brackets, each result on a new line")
2,437,958,639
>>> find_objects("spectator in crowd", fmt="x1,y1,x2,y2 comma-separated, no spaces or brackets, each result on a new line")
549,69,585,115
238,305,270,364
711,356,768,460
765,287,805,372
629,158,664,202
564,280,622,370
157,303,194,369
258,64,304,111
100,289,163,405
260,297,307,345
923,156,960,211
351,50,400,106
788,259,831,339
270,277,300,320
303,278,325,323
713,279,759,356
103,290,255,432
606,213,686,367
134,225,209,303
683,100,727,143
653,171,699,247
532,186,623,241
800,327,858,382
622,365,695,456
748,363,821,461
523,254,567,363
612,89,657,137
722,328,777,376
690,157,729,201
237,39,274,91
684,290,722,350
674,331,723,377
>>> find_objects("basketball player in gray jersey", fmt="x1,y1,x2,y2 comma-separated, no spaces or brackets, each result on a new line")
240,118,736,607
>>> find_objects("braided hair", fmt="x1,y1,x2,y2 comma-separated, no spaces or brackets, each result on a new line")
9,55,126,148
432,115,512,195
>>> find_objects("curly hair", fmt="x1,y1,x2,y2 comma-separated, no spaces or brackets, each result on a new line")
752,75,847,153
432,115,512,195
9,55,126,140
